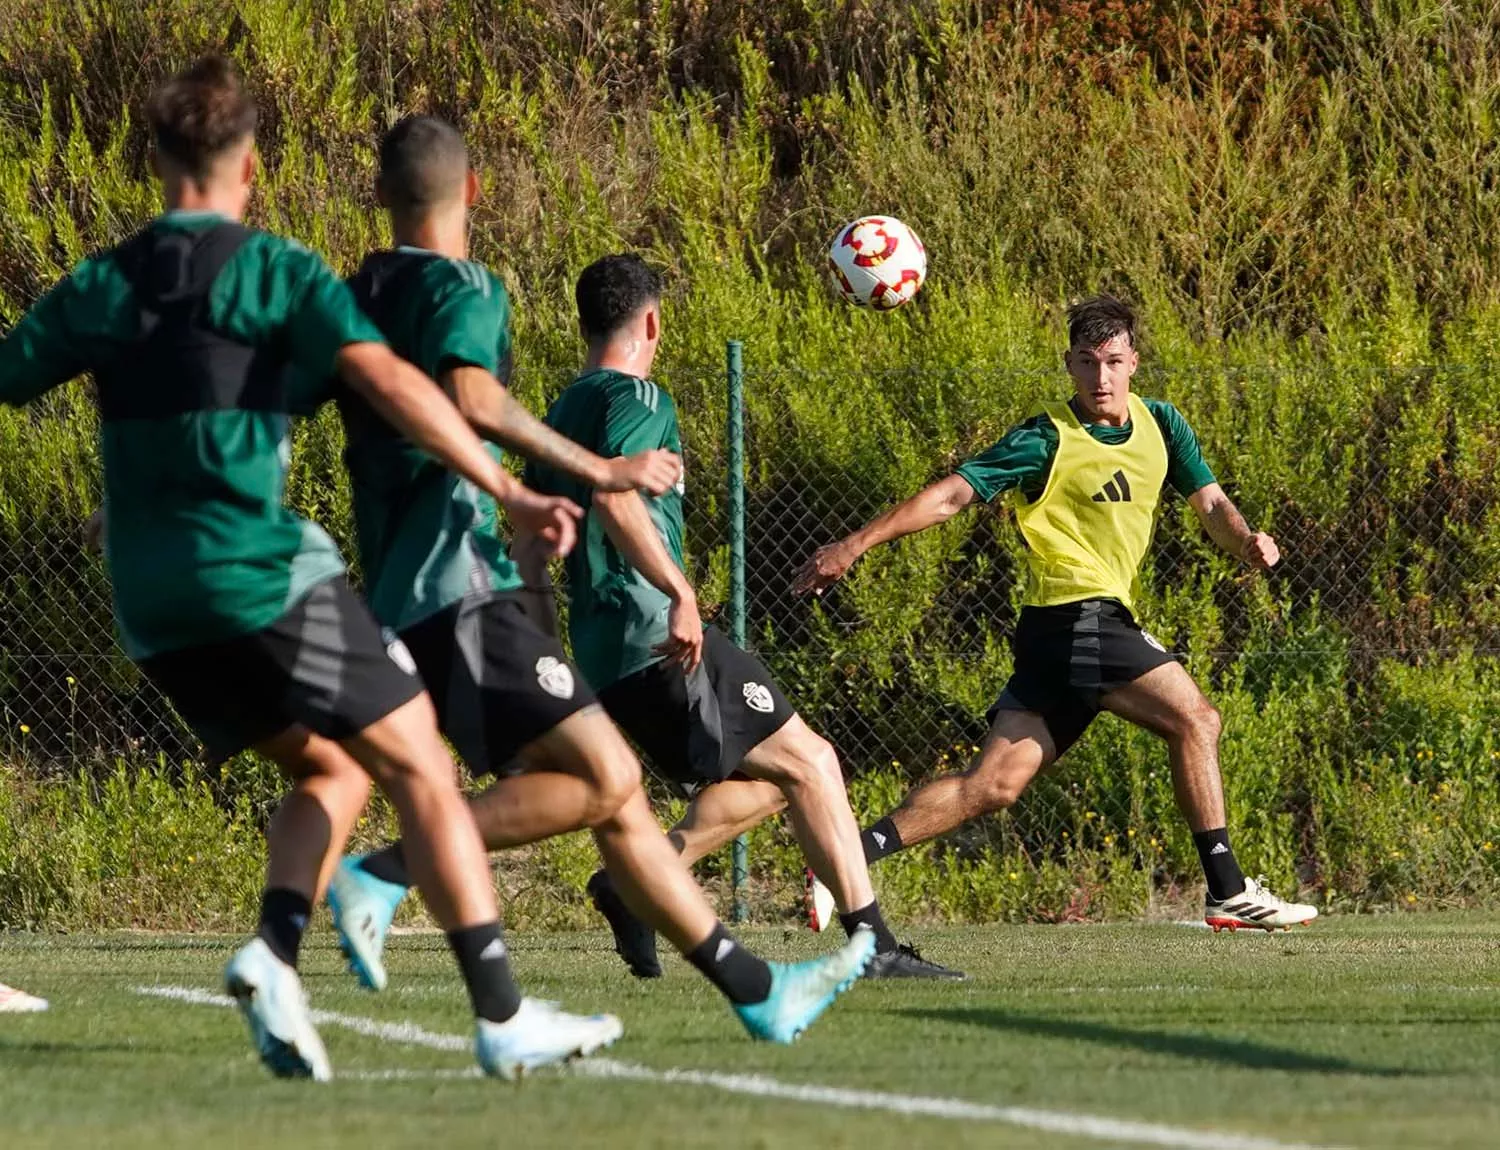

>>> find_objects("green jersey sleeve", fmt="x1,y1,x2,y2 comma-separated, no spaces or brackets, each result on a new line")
601,377,680,457
1143,398,1217,497
953,413,1057,503
419,263,511,381
0,256,133,406
209,237,384,379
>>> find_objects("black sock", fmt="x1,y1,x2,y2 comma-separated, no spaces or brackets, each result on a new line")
861,817,903,863
1192,828,1246,902
687,924,774,1005
446,923,523,1024
358,844,410,887
257,888,312,968
839,900,899,953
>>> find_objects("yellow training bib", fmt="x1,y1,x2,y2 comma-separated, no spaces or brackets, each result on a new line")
1012,394,1168,613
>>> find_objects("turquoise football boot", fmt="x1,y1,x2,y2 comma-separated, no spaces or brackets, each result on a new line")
325,855,408,992
733,927,876,1044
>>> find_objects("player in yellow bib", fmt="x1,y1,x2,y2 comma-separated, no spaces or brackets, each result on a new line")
794,296,1317,931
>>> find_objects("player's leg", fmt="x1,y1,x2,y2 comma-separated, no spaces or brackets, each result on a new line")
519,709,873,1037
734,715,963,979
223,724,368,1081
586,770,875,1042
338,692,622,1074
667,777,786,864
329,598,639,986
225,578,618,1077
261,728,371,911
337,598,874,1039
858,706,1060,861
1100,661,1316,930
803,688,1084,946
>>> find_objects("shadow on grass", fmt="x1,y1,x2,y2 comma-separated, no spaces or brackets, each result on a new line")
0,1040,165,1056
901,1007,1426,1077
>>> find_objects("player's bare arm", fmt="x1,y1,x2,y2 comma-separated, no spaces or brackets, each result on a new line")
592,488,704,671
445,364,681,496
793,472,977,596
336,342,582,556
1187,483,1279,570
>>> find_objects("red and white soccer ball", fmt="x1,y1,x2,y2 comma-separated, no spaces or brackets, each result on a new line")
827,215,927,310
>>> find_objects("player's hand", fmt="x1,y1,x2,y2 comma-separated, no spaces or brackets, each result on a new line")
652,593,704,672
502,489,583,559
83,507,106,555
1242,532,1280,570
792,540,859,597
600,449,682,496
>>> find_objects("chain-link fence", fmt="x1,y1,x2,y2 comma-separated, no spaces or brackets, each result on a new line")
4,359,1500,913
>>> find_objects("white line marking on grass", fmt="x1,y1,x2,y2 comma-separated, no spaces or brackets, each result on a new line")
135,985,469,1052
134,985,1344,1150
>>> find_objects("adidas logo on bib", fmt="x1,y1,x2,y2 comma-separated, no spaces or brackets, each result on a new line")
535,656,575,700
1090,469,1133,503
742,682,774,714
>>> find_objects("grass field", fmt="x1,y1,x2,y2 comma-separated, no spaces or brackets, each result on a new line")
1,916,1496,1149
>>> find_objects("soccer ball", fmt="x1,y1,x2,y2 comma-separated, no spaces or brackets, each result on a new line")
827,216,926,310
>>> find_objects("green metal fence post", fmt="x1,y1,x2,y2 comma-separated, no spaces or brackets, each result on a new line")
727,339,750,924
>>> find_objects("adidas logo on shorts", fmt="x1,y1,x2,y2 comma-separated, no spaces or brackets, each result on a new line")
742,682,774,714
535,656,575,700
384,635,418,676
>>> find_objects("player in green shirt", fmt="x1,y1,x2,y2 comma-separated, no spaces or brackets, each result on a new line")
792,296,1317,932
318,117,874,1042
1,57,622,1079
520,254,962,981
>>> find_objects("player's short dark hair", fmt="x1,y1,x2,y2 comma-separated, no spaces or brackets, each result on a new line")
575,254,663,340
1067,295,1137,349
147,55,258,179
377,115,469,212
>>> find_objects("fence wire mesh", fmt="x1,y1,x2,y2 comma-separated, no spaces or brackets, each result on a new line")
3,361,1499,911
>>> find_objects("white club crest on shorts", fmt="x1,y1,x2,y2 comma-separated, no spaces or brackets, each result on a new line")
536,656,575,700
742,682,774,714
385,635,418,676
1142,631,1167,653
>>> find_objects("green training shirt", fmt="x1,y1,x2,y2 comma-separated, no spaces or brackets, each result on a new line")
955,396,1216,504
319,248,522,633
525,368,685,688
0,211,379,659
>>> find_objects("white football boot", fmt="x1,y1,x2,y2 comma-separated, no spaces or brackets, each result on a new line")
223,937,332,1080
0,982,48,1013
1205,876,1318,932
803,868,837,933
475,998,623,1080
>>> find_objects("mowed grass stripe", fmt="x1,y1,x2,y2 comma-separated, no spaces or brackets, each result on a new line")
134,984,1343,1150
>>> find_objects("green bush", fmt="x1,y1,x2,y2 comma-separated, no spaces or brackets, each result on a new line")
2,1,1499,926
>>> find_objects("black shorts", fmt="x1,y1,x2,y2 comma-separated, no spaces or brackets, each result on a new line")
400,592,599,776
597,626,793,797
139,575,424,764
990,599,1177,755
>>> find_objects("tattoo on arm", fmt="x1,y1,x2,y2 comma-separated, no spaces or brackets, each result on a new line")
494,392,606,482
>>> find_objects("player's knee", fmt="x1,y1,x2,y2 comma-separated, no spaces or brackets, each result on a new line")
981,776,1026,812
1187,697,1222,744
584,745,642,824
790,736,846,797
967,759,1027,812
